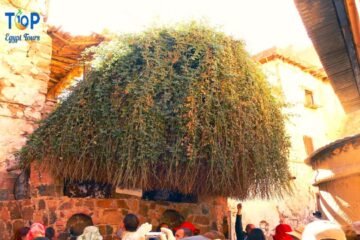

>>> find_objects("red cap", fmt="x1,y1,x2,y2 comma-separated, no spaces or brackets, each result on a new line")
174,222,197,234
274,224,293,240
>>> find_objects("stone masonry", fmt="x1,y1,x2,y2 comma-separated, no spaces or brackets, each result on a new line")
0,0,52,200
0,162,229,240
0,196,229,240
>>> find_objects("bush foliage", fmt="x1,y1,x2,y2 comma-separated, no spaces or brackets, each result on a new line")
19,24,291,199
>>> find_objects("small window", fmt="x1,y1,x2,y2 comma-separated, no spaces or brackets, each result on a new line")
303,136,314,155
142,190,198,203
64,179,112,198
304,90,316,108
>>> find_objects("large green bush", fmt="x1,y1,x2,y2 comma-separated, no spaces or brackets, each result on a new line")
19,24,291,199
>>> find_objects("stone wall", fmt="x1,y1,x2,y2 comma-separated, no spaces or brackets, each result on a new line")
228,57,347,237
0,196,229,240
0,0,51,200
0,163,230,240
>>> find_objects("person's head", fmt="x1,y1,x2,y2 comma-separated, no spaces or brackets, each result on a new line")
160,223,169,228
45,227,55,240
193,229,200,236
175,228,193,240
247,228,266,240
245,224,255,234
123,214,140,232
76,226,103,240
274,223,292,240
203,230,225,240
26,223,46,240
279,214,288,224
156,223,169,232
259,221,269,232
312,211,322,219
69,227,79,239
14,227,30,240
175,222,197,234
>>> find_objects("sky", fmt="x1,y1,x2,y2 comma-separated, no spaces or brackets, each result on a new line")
47,0,312,54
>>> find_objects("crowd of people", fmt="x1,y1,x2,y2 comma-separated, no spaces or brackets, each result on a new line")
14,203,352,240
235,203,348,240
14,223,55,240
13,213,226,240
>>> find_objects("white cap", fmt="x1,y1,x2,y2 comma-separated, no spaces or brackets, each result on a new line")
301,220,346,240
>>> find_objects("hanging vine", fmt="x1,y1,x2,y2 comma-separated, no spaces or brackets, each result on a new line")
18,23,291,199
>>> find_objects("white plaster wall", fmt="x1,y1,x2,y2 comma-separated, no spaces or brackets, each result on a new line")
229,58,347,235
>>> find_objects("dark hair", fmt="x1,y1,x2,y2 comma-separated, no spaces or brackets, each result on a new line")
14,227,30,240
156,223,168,232
247,228,265,240
45,227,55,240
245,224,255,233
193,228,200,235
203,230,225,240
124,214,140,232
180,228,193,237
313,211,322,219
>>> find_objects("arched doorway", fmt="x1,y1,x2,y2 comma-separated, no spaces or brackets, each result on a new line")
159,209,185,229
66,213,93,237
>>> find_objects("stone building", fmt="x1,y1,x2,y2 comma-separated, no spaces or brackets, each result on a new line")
228,2,360,237
229,47,348,237
1,0,360,239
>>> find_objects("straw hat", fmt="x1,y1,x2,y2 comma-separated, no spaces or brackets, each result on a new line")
287,226,304,240
287,221,346,240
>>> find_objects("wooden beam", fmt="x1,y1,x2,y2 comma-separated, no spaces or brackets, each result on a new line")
47,66,83,100
49,31,70,44
68,40,104,46
52,55,78,64
295,0,360,112
49,77,58,83
345,0,360,62
333,0,360,97
50,31,103,47
255,49,328,81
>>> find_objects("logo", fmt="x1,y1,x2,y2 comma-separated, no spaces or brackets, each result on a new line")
5,9,40,30
3,9,41,43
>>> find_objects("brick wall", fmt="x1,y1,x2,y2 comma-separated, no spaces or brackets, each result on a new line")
0,196,229,240
0,162,229,240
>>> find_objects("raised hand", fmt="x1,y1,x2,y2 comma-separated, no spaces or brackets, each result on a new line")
237,203,242,214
